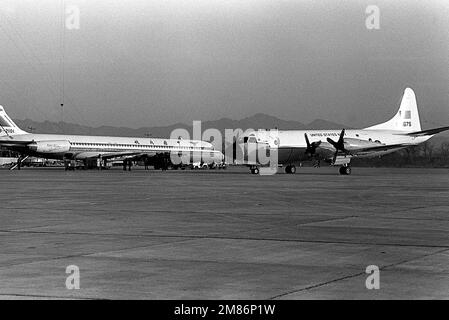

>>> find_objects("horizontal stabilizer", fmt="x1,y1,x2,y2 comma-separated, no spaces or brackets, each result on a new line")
0,140,33,147
405,126,449,136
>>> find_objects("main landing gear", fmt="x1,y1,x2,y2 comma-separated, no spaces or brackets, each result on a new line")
339,165,351,175
123,159,133,171
285,165,296,174
250,167,259,174
16,155,22,170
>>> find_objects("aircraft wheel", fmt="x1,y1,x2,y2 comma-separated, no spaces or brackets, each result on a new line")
285,165,291,174
251,167,259,174
339,166,351,175
289,165,296,174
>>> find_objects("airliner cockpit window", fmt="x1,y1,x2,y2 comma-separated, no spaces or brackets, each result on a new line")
0,116,11,127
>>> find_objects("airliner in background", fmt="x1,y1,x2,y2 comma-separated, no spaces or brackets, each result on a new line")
239,88,449,175
0,106,224,170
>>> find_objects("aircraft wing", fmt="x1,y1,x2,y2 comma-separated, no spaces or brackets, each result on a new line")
403,126,449,137
315,142,409,159
82,150,162,160
351,143,410,153
314,139,408,152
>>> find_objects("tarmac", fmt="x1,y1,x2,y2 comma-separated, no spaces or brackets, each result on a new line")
0,166,448,299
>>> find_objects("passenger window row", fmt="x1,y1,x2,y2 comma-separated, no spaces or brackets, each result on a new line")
70,142,210,150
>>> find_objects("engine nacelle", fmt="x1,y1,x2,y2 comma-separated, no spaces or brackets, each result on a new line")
28,140,71,154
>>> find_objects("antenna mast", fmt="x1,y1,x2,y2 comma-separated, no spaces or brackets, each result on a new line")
60,0,65,132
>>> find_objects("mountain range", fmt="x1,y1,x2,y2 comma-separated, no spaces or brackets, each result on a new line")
13,113,349,138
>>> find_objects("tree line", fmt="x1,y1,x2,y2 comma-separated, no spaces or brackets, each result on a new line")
352,141,449,167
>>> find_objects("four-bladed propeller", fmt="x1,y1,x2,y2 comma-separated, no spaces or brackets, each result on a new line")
326,129,348,164
304,133,321,157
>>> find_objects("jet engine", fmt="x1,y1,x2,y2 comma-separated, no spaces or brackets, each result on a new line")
28,140,71,153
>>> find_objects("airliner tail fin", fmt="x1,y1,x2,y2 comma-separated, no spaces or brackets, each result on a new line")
0,106,27,136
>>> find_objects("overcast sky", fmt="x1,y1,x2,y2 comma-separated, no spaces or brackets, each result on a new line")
0,0,448,128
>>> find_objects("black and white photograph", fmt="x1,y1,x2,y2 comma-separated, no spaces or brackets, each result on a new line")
0,0,448,308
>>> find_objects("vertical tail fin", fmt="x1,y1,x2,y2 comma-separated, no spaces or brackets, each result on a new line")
0,106,27,136
365,88,422,132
